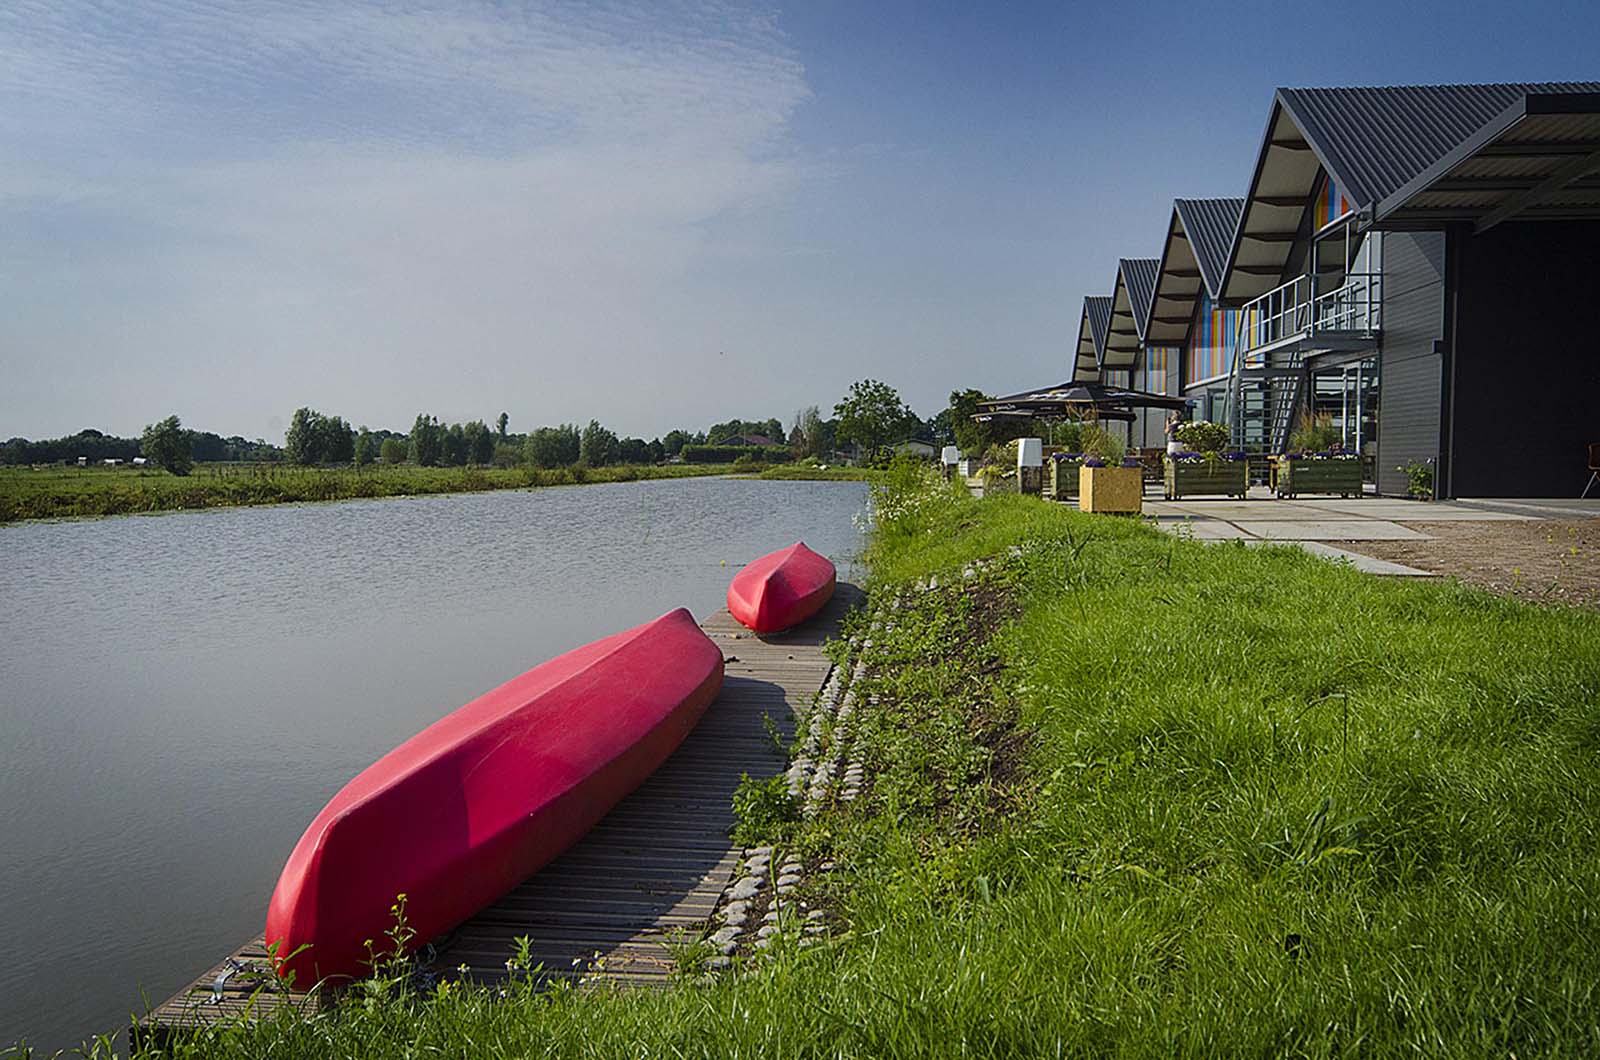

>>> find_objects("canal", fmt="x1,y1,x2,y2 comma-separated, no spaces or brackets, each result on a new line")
0,476,868,1054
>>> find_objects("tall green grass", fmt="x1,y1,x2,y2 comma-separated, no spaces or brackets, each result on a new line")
0,463,745,523
92,480,1600,1059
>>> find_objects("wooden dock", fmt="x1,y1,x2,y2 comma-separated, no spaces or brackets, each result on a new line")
140,586,859,1035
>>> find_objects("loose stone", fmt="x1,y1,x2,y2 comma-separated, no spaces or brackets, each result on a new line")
730,878,760,901
756,924,780,939
710,926,741,946
721,910,747,928
706,956,732,971
777,873,802,888
806,909,826,921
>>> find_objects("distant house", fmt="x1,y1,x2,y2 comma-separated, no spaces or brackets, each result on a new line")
721,433,782,448
891,438,938,459
131,457,147,466
77,456,87,467
102,458,123,466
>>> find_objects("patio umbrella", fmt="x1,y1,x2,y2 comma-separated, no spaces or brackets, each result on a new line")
974,380,1189,423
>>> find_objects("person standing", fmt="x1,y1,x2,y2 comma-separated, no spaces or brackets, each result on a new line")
1164,411,1185,455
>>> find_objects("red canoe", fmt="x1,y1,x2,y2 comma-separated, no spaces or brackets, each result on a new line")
727,542,837,634
264,608,723,985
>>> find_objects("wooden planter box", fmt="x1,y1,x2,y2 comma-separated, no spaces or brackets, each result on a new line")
1275,457,1362,498
1164,457,1248,499
1051,458,1083,500
1078,465,1142,514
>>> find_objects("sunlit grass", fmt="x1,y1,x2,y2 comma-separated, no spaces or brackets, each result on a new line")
96,484,1600,1059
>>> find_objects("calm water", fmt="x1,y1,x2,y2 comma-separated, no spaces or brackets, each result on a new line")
0,476,867,1053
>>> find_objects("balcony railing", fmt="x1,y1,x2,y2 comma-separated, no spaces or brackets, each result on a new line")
1238,271,1381,360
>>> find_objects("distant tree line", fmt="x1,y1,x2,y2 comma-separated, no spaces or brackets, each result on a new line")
1,426,282,466
7,380,974,476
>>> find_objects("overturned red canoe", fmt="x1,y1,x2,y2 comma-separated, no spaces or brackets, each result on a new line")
264,608,723,986
727,542,837,634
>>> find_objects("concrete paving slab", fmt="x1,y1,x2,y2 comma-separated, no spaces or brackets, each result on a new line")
1243,539,1436,576
1454,498,1600,518
1156,519,1253,540
1150,502,1328,521
1291,499,1531,521
1295,541,1437,575
1235,520,1429,541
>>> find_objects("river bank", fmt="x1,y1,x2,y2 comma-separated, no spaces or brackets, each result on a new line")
0,463,880,523
94,465,1600,1057
0,463,738,522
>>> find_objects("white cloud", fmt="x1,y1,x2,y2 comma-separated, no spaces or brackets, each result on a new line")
0,1,813,438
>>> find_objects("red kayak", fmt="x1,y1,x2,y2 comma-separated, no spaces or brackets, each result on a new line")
264,608,723,985
727,542,837,634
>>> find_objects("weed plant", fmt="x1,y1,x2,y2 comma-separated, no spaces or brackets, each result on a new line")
92,478,1600,1059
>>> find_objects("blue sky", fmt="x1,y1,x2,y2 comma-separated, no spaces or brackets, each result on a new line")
3,0,1597,442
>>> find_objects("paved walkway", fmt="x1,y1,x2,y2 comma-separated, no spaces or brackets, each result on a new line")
1143,488,1544,577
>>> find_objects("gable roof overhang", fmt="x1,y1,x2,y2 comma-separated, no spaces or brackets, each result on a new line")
1102,258,1159,369
1148,198,1245,347
1073,296,1112,382
1219,82,1600,303
1374,92,1600,231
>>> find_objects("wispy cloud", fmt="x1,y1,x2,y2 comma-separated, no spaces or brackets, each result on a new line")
0,1,812,438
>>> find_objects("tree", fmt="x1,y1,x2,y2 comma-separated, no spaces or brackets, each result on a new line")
464,420,494,465
833,379,916,460
442,423,468,466
496,412,509,440
141,415,192,475
523,424,580,468
617,437,650,464
409,414,442,466
285,407,324,466
379,437,406,464
946,388,1038,454
646,439,666,464
319,416,354,464
354,428,376,466
762,418,784,443
662,429,694,457
580,420,619,466
797,406,825,458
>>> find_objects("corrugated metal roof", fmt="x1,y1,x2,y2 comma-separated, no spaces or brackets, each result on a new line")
1085,295,1112,357
1278,82,1600,207
1118,258,1161,339
1172,198,1244,299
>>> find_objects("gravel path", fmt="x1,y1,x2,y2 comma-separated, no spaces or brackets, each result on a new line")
1340,518,1600,609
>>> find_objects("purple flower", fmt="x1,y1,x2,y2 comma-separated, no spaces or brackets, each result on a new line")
1084,458,1106,468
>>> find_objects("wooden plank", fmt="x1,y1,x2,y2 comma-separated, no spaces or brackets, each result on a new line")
139,585,859,1033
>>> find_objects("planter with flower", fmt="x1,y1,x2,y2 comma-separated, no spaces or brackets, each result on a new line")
1050,452,1085,500
1163,420,1247,499
1274,413,1361,498
1077,426,1143,514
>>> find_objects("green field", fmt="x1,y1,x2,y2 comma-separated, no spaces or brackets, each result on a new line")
99,466,1600,1058
0,463,750,523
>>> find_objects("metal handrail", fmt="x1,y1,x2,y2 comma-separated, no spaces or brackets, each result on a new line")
1225,271,1382,448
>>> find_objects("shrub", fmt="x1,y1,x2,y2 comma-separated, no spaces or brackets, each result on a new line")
680,445,792,464
1174,419,1229,453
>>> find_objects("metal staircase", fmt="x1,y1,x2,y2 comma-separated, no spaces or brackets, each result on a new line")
1224,270,1380,454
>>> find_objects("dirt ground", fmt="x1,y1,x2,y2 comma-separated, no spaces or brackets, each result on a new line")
1343,519,1600,610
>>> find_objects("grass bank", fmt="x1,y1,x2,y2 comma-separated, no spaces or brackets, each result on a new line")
100,470,1600,1058
0,463,748,523
756,465,882,482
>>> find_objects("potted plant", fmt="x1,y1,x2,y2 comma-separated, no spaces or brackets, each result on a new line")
1051,451,1084,500
1077,425,1142,514
1275,413,1361,498
1163,420,1246,499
